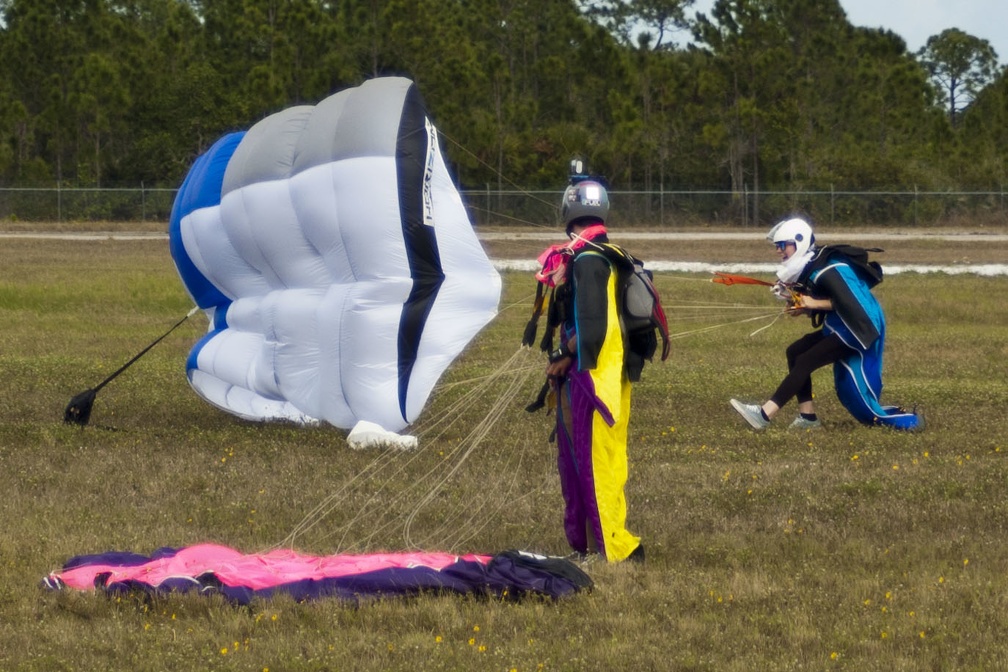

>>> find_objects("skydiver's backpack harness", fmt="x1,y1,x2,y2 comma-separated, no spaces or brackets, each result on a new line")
523,241,669,413
794,244,884,328
593,242,671,372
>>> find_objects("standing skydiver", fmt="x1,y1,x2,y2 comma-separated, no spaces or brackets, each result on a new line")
730,217,922,431
525,163,646,563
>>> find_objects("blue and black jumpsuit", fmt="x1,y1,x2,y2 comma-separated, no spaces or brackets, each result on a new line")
772,247,920,430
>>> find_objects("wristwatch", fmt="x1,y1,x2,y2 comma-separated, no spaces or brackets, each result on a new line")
548,341,572,363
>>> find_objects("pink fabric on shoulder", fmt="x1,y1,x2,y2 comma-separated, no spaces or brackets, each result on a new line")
534,224,609,287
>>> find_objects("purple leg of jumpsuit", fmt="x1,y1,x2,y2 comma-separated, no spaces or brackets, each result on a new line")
555,369,605,555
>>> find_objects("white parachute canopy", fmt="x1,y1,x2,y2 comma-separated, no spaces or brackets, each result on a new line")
168,77,501,432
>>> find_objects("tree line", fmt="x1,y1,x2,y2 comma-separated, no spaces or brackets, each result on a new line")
1,0,1006,218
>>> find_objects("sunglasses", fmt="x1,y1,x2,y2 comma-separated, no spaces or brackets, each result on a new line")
774,241,792,251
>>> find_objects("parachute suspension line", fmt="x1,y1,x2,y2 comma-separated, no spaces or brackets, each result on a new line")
427,362,540,393
500,292,540,315
466,208,543,228
280,398,459,551
413,295,540,394
353,348,535,552
411,384,547,550
439,132,557,210
63,306,201,426
348,347,539,553
414,348,530,441
425,482,545,552
330,444,438,553
664,275,732,282
747,310,787,337
279,361,502,551
422,434,548,552
659,302,784,326
283,430,445,552
278,446,402,549
665,302,778,310
402,348,539,550
280,348,494,548
279,347,547,554
667,311,784,340
279,350,533,551
438,131,559,230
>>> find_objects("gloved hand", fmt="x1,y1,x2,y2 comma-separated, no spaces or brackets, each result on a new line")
771,281,792,301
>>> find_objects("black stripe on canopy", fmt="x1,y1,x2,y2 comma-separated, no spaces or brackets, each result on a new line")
395,84,444,422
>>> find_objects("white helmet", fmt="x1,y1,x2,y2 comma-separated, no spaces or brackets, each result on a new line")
767,217,815,257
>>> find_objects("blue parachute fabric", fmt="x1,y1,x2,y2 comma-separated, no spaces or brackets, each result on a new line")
169,132,244,311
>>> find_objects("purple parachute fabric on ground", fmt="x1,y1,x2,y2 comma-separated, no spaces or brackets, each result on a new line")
43,544,592,605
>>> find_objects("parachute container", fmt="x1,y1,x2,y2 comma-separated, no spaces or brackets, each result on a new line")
169,77,500,431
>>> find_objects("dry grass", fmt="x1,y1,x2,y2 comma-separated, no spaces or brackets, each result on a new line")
1,232,1006,671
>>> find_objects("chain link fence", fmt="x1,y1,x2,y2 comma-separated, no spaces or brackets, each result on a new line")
2,185,1006,228
465,187,1008,228
0,186,178,223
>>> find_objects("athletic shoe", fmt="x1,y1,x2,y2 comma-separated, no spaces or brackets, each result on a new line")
789,416,822,430
730,399,769,430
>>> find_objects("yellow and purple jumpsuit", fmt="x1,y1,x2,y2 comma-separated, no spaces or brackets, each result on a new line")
555,246,642,562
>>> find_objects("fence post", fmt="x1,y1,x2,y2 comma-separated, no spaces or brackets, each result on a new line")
660,179,664,228
743,183,749,227
57,181,62,222
914,185,918,226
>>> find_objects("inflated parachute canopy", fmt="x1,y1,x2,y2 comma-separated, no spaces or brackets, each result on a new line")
169,77,500,432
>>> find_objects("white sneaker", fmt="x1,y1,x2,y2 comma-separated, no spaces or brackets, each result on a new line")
730,399,769,430
789,415,822,430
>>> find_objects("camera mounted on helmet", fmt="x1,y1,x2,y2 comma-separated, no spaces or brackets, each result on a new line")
566,157,609,189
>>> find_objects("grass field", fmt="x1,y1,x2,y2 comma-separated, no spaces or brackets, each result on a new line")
1,231,1007,671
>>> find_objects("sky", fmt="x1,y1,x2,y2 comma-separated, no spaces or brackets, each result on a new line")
682,0,1008,64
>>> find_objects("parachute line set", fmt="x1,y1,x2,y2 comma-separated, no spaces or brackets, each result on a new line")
279,347,546,555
